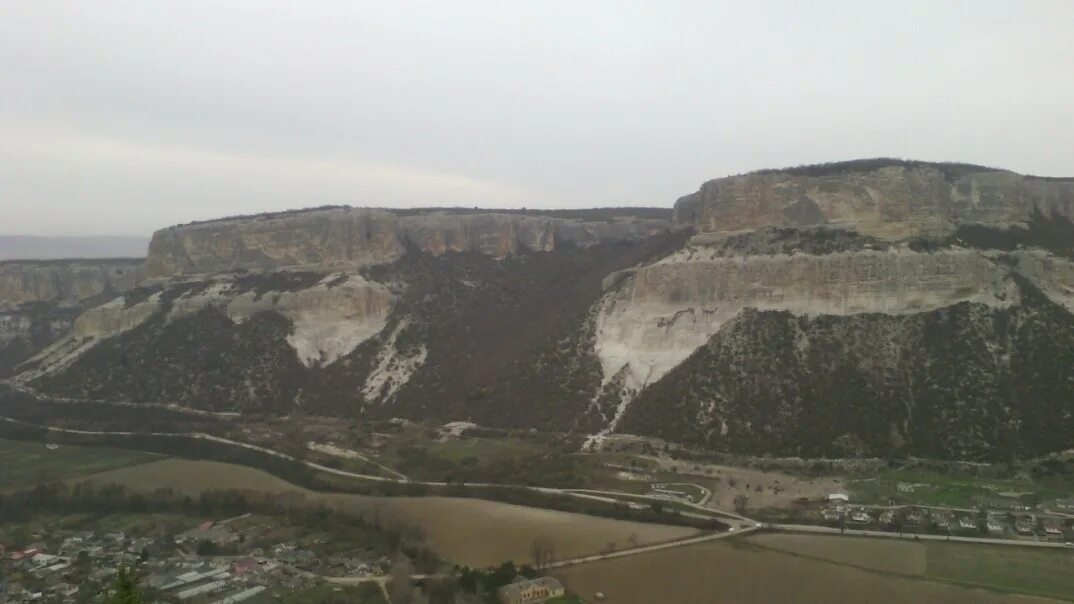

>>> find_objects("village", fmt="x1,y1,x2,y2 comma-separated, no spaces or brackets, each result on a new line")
0,512,393,603
801,490,1074,543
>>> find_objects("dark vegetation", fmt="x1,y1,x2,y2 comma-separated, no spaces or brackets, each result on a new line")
36,308,307,412
232,270,326,298
174,205,671,228
694,227,890,256
391,206,672,221
0,257,144,267
0,286,126,376
0,385,228,433
0,482,419,562
693,210,1074,261
623,278,1074,462
0,418,725,531
353,232,690,430
0,302,84,377
951,208,1074,259
750,158,1004,181
455,561,539,603
35,234,689,426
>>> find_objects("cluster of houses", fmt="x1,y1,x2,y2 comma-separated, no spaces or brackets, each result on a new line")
0,514,389,603
815,493,1074,541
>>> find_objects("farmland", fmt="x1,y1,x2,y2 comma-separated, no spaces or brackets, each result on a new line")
927,542,1074,601
0,437,160,490
747,533,927,576
555,538,1059,604
84,458,700,567
746,533,1074,602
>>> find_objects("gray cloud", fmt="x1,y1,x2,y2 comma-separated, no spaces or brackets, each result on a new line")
2,1,1072,235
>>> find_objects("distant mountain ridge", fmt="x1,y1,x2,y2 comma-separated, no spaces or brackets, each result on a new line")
0,235,149,260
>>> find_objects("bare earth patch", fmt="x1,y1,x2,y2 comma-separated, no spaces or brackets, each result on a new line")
643,456,844,510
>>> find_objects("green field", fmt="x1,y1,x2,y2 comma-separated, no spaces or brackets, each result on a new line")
847,467,1070,509
0,438,161,490
927,542,1074,601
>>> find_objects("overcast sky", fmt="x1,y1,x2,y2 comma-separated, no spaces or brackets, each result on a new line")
2,1,1072,236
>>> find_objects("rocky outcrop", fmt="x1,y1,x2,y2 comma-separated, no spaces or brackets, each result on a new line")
146,208,672,277
0,259,144,308
0,259,144,376
594,246,1024,399
18,272,396,381
675,161,1074,240
590,160,1074,458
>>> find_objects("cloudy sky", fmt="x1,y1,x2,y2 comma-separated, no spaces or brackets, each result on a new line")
2,1,1072,236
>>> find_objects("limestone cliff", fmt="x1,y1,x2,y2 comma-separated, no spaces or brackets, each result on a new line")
0,259,144,376
675,160,1074,240
0,259,144,308
588,160,1074,457
147,207,672,278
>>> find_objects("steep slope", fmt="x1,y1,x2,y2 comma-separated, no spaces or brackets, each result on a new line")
27,234,685,425
0,259,144,376
594,160,1074,459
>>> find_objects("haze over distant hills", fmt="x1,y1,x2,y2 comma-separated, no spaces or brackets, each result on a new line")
0,235,150,260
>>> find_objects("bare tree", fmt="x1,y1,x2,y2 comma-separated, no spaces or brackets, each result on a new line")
530,536,556,570
625,532,639,548
389,554,415,604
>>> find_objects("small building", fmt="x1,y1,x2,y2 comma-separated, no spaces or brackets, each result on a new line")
904,509,926,526
931,511,955,530
957,515,978,531
31,553,62,568
849,510,872,523
497,577,566,604
1041,517,1064,538
827,493,850,503
986,513,1007,535
1013,514,1036,536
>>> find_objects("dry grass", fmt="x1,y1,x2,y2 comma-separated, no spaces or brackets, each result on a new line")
85,459,698,567
747,533,927,576
642,456,844,510
555,539,1058,604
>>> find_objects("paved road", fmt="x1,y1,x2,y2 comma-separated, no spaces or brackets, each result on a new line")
546,525,760,569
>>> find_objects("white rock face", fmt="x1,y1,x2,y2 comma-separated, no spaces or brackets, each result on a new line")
595,247,1024,398
17,273,397,379
225,275,395,367
362,318,427,403
1008,251,1074,313
18,293,163,380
